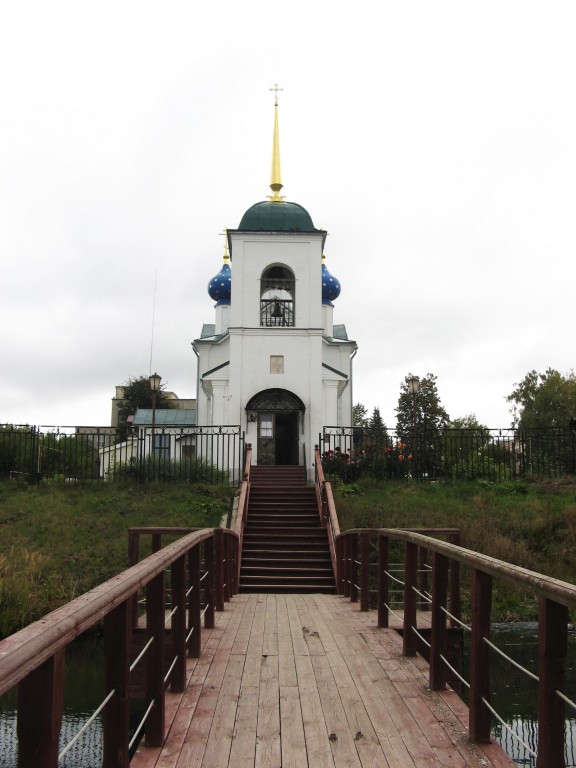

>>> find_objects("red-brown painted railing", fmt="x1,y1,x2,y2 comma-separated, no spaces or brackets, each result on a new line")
0,527,238,768
233,443,252,582
313,445,340,582
337,527,576,768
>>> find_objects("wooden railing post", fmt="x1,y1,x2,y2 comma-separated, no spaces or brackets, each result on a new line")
350,534,358,603
343,535,351,598
170,554,187,693
145,570,165,747
188,545,201,657
449,531,461,627
103,601,131,767
204,535,215,629
128,530,140,628
214,528,225,611
336,537,343,595
537,597,567,768
403,541,418,656
429,552,449,690
469,568,492,743
378,534,389,628
17,650,65,768
360,531,370,611
418,546,429,609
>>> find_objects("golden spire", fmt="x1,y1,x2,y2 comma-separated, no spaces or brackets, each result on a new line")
268,84,284,202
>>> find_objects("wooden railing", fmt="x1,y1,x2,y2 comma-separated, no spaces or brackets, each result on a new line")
233,443,252,581
0,527,238,768
313,445,340,582
337,527,576,768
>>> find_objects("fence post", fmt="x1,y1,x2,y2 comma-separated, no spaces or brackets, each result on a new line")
429,552,449,690
469,568,491,743
378,534,389,628
403,541,418,656
145,571,165,747
17,650,65,768
360,531,370,611
103,601,131,767
537,597,567,768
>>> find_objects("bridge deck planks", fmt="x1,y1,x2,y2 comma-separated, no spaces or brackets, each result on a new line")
131,594,515,768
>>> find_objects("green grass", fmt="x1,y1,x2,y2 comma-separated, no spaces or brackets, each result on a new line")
2,478,576,634
332,477,576,620
0,481,231,637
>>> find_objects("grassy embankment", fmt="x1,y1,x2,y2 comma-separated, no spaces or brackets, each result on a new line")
332,477,576,620
0,482,230,638
1,478,576,635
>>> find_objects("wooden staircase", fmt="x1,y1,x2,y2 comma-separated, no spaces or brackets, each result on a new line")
239,466,336,593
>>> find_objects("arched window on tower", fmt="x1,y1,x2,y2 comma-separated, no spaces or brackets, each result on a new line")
260,266,295,327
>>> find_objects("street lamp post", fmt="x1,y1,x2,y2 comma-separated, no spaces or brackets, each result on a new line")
149,372,162,462
406,376,420,479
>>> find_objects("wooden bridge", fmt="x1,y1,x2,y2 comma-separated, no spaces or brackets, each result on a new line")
129,591,512,768
1,446,575,767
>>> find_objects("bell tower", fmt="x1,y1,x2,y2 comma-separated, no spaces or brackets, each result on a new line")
193,93,357,477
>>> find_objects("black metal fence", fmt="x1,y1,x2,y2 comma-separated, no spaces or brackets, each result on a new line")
0,425,245,486
321,426,576,482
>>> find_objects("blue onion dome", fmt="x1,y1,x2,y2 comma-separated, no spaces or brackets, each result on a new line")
322,255,341,305
208,252,231,305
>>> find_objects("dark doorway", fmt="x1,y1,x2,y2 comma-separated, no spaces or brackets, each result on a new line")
247,389,305,467
275,412,299,464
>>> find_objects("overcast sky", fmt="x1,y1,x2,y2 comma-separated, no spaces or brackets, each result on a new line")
1,1,574,430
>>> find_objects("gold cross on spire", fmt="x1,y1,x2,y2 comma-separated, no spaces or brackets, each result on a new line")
269,83,283,106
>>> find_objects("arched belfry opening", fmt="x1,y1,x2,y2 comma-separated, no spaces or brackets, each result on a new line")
260,265,295,327
246,388,305,465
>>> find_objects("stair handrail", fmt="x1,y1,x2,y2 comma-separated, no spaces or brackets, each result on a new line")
313,445,340,583
234,443,252,580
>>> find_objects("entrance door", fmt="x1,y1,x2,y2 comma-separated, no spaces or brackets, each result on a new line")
247,388,305,467
257,412,299,465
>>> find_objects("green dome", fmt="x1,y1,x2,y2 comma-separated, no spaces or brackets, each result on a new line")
238,201,317,232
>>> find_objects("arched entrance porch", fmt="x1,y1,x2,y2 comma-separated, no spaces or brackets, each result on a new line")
246,388,305,465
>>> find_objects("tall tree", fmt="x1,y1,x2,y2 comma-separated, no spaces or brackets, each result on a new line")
396,373,449,478
353,403,369,427
116,375,174,438
507,368,576,430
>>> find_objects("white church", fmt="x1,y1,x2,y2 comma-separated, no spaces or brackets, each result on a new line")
192,98,357,477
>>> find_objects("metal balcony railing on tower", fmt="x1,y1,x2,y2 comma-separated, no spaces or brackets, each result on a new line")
260,299,294,327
